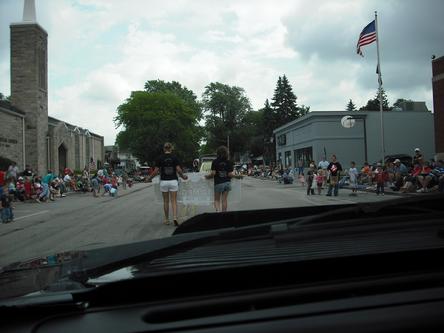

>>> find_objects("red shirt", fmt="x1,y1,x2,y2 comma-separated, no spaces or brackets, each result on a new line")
374,170,388,184
412,166,431,177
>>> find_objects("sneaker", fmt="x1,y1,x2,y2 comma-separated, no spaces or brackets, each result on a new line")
35,198,41,203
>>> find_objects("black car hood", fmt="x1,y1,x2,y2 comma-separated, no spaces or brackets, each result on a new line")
0,202,357,300
2,194,443,301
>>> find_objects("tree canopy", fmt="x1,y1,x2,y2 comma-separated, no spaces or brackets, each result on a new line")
114,89,201,165
144,80,202,120
346,99,357,112
202,82,252,158
359,87,390,111
271,75,300,128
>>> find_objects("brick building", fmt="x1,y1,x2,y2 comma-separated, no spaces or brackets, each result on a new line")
0,0,104,176
432,55,444,160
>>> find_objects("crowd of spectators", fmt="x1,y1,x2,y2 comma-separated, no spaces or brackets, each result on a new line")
1,162,131,223
249,148,444,195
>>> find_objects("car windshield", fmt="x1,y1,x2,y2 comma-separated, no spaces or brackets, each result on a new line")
0,0,443,300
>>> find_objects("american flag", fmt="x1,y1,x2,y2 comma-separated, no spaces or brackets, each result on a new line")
356,20,376,56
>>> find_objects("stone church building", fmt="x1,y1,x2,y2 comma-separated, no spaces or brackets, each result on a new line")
0,0,104,176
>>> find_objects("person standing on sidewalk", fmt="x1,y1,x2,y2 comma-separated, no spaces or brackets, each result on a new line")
373,163,388,195
348,161,359,196
326,155,342,197
318,156,330,187
148,142,188,226
1,185,14,223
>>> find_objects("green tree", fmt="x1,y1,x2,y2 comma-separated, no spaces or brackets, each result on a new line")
114,90,201,166
271,75,302,128
0,93,10,101
391,98,413,110
359,87,390,111
346,99,357,112
242,109,265,158
262,99,276,164
202,82,252,158
144,80,202,120
299,104,310,116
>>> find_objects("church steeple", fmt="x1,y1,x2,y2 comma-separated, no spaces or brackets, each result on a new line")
23,0,36,22
10,0,48,176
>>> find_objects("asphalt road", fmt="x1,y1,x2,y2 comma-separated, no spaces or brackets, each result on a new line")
0,177,396,267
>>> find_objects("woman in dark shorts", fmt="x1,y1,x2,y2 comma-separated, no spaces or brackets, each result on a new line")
205,146,241,212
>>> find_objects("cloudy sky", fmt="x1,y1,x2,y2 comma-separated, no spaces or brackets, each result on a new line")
1,0,443,145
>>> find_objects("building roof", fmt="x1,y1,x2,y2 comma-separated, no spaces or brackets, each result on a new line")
48,116,103,139
0,100,26,116
273,106,430,134
273,111,357,134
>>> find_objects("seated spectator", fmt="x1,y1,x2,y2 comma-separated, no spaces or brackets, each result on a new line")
434,160,444,193
392,159,409,191
24,177,33,200
56,177,67,197
63,173,78,192
15,177,26,202
49,180,59,201
359,162,372,185
415,159,433,192
33,177,44,202
102,182,112,196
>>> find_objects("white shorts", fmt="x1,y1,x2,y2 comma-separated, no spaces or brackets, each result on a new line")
160,180,179,192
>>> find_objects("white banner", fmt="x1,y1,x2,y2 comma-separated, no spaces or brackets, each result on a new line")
153,172,242,205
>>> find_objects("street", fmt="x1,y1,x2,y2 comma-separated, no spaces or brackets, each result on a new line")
0,177,396,267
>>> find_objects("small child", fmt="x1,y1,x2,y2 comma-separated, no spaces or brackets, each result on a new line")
298,173,306,187
306,167,315,195
373,164,388,195
348,161,359,196
316,168,324,195
1,186,14,223
91,174,99,197
34,178,43,200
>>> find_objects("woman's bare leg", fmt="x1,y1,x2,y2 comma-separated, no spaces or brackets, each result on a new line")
162,192,169,221
170,191,178,220
221,191,229,212
214,192,221,212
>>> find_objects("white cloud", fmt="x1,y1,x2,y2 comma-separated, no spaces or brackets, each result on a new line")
1,0,441,146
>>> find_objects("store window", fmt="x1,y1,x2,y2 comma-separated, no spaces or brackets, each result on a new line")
285,151,292,167
294,147,313,167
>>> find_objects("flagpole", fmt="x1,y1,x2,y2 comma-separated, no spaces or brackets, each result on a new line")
375,11,385,165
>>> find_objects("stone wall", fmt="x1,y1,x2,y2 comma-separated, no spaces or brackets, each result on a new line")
0,109,24,169
10,23,48,176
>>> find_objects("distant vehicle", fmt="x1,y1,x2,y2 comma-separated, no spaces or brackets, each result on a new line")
138,166,152,176
199,155,216,172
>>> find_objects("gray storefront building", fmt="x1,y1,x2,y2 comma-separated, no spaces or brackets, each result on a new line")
273,109,435,168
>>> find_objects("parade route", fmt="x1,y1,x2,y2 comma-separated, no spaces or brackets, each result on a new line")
0,177,396,267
